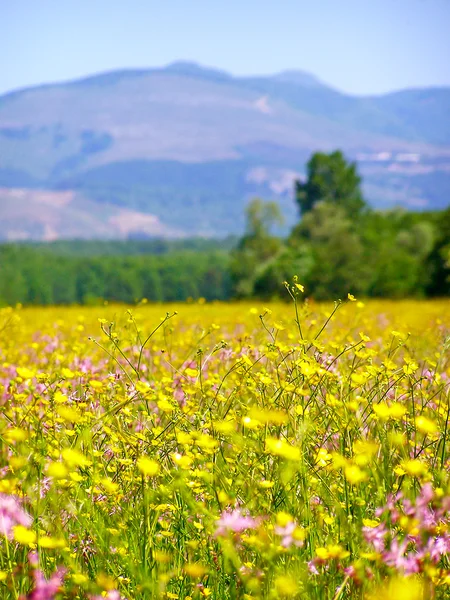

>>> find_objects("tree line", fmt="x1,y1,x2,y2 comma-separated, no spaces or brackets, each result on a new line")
0,150,448,305
0,247,232,306
231,151,450,299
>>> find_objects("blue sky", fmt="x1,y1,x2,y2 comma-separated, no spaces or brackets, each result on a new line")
2,0,450,96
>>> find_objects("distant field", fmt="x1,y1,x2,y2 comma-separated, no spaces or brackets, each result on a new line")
0,297,449,598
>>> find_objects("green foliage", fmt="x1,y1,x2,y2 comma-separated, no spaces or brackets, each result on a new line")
230,198,284,297
234,152,449,300
426,206,450,296
0,246,232,306
253,246,313,299
295,150,366,216
25,236,238,257
290,202,371,299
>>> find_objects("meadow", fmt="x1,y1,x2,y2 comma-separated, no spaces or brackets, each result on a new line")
0,289,449,599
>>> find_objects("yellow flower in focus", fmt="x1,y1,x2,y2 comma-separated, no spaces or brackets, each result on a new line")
135,380,153,396
53,391,68,404
16,367,35,379
372,404,391,419
315,448,332,467
403,362,418,375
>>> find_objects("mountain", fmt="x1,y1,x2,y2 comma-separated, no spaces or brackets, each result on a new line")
0,61,449,239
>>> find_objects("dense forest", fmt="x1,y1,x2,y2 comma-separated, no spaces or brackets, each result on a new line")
0,151,449,306
0,245,232,305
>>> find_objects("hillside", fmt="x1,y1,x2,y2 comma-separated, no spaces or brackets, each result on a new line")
1,61,449,239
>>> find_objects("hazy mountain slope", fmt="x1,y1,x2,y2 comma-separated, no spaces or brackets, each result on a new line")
53,159,299,235
241,78,450,146
372,88,450,145
0,187,182,241
0,62,444,178
0,62,449,239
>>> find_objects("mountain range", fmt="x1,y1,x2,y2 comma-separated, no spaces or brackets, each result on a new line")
1,61,449,240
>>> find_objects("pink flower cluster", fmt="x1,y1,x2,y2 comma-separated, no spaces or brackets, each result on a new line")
0,493,32,539
215,508,258,537
363,483,450,575
274,520,304,549
21,552,66,600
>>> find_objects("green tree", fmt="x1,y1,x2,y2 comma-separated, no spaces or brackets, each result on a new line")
253,246,313,299
290,202,371,299
295,150,366,217
230,198,284,297
360,209,436,297
427,206,450,295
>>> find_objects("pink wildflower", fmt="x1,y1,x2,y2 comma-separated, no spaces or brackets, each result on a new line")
307,560,319,575
0,493,32,539
362,523,387,553
365,484,450,576
274,521,304,548
215,508,257,537
23,552,66,600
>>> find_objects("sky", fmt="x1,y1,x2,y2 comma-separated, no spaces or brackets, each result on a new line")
2,0,450,96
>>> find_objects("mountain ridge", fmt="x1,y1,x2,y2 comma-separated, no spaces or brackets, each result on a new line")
0,61,449,240
3,61,449,101
0,62,329,99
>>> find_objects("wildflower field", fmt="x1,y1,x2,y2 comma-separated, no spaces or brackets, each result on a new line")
0,289,449,599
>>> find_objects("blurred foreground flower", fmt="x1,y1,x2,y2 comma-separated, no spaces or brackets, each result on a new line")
366,576,424,600
23,551,66,600
215,508,258,537
0,493,32,539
